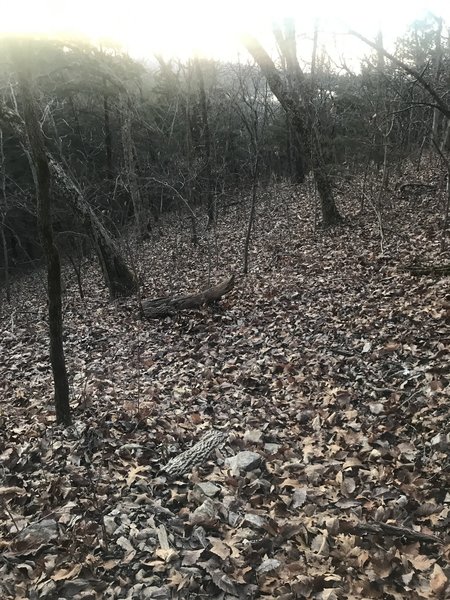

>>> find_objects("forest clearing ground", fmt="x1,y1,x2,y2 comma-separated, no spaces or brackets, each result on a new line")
1,174,450,599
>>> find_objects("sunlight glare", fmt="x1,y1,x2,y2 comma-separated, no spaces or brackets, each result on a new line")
0,0,449,60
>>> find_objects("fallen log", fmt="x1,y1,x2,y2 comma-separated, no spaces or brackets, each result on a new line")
142,275,235,319
407,263,450,276
339,520,441,545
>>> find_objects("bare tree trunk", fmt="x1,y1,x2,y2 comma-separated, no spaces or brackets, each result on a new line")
121,95,144,236
103,83,113,179
0,100,137,299
194,58,214,227
242,35,308,183
185,62,198,245
14,47,71,426
0,129,10,302
313,154,340,226
431,17,443,147
242,31,341,227
243,156,259,274
68,95,87,161
441,119,450,153
49,161,138,298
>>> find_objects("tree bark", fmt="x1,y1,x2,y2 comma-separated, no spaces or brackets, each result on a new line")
14,47,71,426
49,161,138,298
194,58,214,226
242,33,342,226
0,129,10,302
103,85,113,179
0,101,137,299
121,95,144,236
162,429,227,478
142,275,234,319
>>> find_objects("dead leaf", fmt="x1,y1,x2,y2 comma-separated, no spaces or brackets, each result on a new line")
430,563,448,594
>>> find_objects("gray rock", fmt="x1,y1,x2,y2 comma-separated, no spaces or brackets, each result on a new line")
225,451,262,473
141,586,170,599
244,513,267,529
16,519,58,545
264,443,280,454
193,482,221,498
244,429,263,444
431,433,450,449
257,558,281,574
103,516,118,536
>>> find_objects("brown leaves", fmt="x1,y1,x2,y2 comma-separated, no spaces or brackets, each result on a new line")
1,181,450,598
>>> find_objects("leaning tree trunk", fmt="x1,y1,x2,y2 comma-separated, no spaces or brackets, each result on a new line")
14,49,71,426
49,161,138,298
243,36,307,184
0,100,137,299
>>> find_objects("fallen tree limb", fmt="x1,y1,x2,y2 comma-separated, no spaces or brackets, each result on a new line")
407,263,450,276
339,520,442,544
397,182,436,195
142,275,235,319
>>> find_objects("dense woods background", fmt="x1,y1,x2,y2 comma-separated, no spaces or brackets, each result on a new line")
0,14,449,286
1,12,450,600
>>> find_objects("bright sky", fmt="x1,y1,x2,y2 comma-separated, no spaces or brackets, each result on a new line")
0,0,449,62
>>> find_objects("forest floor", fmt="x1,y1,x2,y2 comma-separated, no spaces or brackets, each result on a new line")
1,164,450,599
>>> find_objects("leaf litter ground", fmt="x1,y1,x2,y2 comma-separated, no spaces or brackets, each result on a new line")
1,172,450,599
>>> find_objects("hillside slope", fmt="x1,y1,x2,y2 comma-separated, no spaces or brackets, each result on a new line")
1,177,449,599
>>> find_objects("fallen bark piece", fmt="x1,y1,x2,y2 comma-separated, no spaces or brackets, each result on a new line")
141,275,234,318
161,429,227,479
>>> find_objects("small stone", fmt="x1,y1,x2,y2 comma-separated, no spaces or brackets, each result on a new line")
103,516,117,536
244,513,267,529
369,403,384,415
193,482,221,498
225,451,262,473
257,558,281,574
431,433,450,449
244,429,263,444
189,498,217,526
264,443,280,454
292,488,307,508
16,519,58,546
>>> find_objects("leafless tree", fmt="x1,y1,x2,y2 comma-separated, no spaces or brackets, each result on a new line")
12,43,71,425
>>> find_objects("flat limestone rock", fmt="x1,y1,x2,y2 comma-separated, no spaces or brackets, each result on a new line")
225,451,262,473
193,482,221,498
